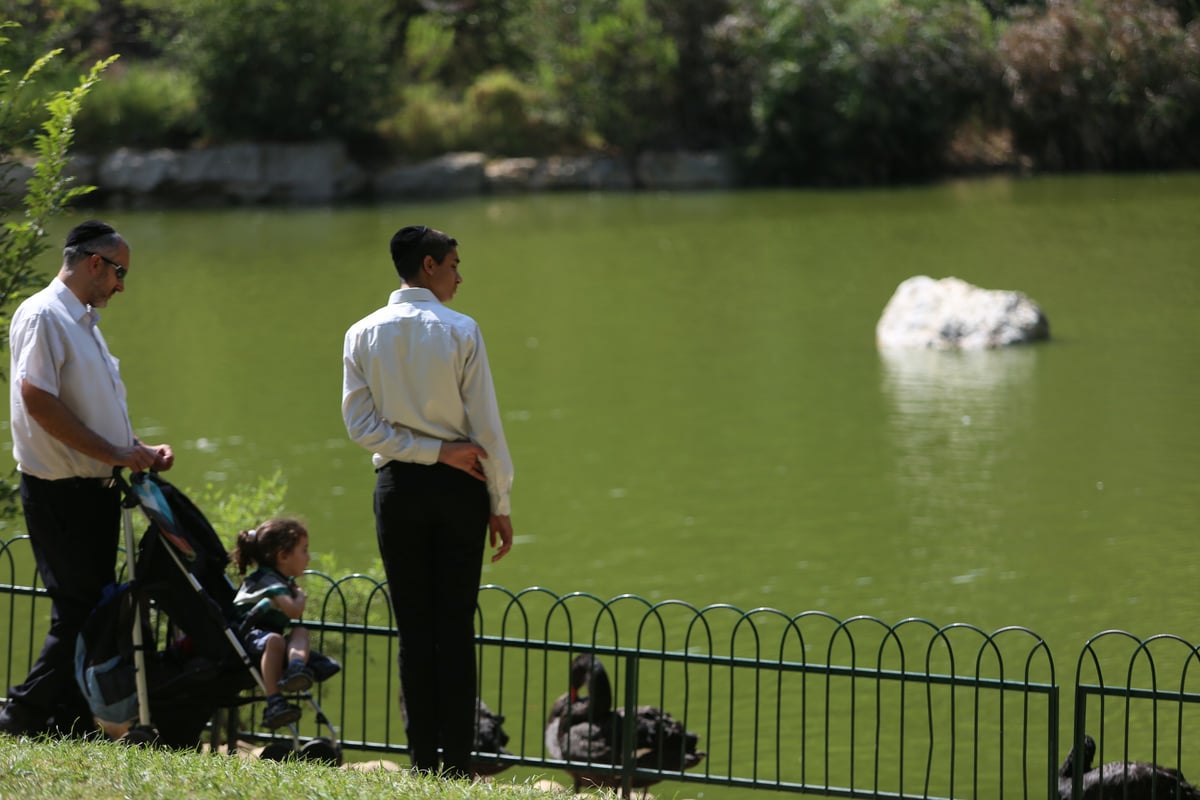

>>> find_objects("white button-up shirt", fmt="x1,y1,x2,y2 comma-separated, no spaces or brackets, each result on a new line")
10,278,134,479
342,287,514,516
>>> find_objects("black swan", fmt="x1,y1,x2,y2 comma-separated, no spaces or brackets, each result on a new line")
471,697,512,777
1058,733,1200,799
545,653,705,792
399,692,511,777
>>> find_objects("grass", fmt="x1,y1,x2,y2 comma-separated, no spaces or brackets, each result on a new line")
0,735,576,800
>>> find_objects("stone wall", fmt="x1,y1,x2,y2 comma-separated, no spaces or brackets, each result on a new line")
1,142,737,208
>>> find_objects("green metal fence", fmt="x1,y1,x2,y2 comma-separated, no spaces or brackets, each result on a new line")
4,533,1200,798
1063,631,1200,800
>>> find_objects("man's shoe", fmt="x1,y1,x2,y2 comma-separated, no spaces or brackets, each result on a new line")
277,660,314,693
0,701,49,737
262,696,301,730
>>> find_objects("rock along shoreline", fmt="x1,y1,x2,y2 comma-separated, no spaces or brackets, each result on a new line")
3,142,739,208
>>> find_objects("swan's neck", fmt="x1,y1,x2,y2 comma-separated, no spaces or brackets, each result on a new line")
586,662,613,712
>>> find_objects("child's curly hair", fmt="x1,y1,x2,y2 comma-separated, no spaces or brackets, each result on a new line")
229,517,308,575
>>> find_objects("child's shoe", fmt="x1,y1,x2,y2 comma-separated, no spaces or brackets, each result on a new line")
308,651,341,682
278,659,314,693
262,695,301,729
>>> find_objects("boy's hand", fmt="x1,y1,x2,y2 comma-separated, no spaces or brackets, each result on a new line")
489,514,513,562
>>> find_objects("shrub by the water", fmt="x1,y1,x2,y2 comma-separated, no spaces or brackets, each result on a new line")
742,0,1001,184
536,0,679,158
179,0,391,142
7,0,1200,182
998,0,1200,170
463,70,577,157
72,62,201,153
376,83,472,160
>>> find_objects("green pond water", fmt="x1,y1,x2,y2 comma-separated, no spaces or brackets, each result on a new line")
4,172,1198,795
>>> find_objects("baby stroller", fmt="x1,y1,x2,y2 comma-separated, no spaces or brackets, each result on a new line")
74,469,341,764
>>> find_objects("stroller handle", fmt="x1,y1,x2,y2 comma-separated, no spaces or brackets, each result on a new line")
112,467,149,509
114,468,198,561
112,465,161,486
112,466,137,507
112,468,160,509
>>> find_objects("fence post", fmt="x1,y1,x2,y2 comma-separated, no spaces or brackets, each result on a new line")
1070,685,1087,800
1047,683,1060,800
621,651,639,799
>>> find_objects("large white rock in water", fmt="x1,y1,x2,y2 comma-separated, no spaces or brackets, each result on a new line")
876,276,1049,350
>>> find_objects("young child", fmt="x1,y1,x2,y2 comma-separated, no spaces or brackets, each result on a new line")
230,518,339,729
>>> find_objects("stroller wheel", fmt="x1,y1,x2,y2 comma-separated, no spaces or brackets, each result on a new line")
300,737,342,766
120,725,159,747
259,741,296,761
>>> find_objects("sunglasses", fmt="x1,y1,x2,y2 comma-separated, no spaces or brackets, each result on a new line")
84,250,127,280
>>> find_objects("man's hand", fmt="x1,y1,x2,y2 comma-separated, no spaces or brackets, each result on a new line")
489,514,513,562
113,442,175,472
438,441,488,481
150,444,174,472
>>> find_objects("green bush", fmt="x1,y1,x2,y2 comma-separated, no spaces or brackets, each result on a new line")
549,0,679,156
462,69,579,156
179,0,391,142
0,1,99,77
500,0,676,156
646,0,759,150
71,61,201,152
998,0,1200,170
376,83,472,160
375,71,585,160
464,70,539,156
742,0,1001,184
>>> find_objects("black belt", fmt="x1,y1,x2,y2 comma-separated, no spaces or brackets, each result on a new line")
31,475,119,489
82,476,118,489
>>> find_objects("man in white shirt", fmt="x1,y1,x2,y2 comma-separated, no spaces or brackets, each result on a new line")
0,220,174,738
342,224,514,778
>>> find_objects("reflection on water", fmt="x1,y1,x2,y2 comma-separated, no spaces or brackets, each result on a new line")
878,345,1040,605
880,345,1038,501
878,345,1036,551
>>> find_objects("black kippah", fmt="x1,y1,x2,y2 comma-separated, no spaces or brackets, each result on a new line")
398,225,427,245
389,224,429,264
64,220,116,248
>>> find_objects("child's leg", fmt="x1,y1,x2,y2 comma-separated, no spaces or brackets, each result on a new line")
278,627,315,692
259,632,302,728
260,632,285,696
287,626,310,665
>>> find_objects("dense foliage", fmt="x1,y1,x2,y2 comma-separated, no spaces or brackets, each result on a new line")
738,0,1001,184
71,62,199,151
538,0,680,158
999,0,1200,169
179,0,393,142
2,0,1198,183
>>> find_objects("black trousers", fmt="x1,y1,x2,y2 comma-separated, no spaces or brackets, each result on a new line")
374,460,489,777
9,473,120,729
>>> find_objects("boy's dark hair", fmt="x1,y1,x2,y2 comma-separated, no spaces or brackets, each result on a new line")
230,518,308,575
390,225,458,282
